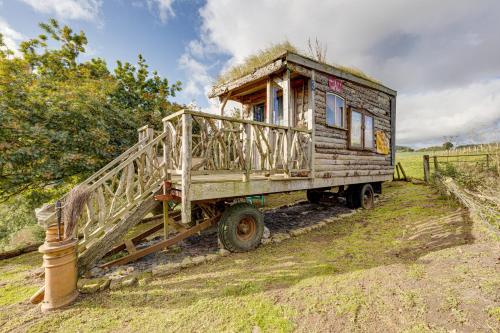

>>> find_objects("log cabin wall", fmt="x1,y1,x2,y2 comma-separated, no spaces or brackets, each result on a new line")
312,70,394,179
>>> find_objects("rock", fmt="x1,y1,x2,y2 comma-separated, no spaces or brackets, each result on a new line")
109,277,123,290
289,229,304,237
122,276,138,288
205,254,219,263
91,267,104,277
261,238,272,245
219,249,230,257
262,226,271,239
338,212,355,218
80,283,100,294
192,256,207,265
152,263,181,277
180,257,194,268
126,266,135,274
99,278,111,291
326,217,338,224
77,278,89,289
272,233,290,243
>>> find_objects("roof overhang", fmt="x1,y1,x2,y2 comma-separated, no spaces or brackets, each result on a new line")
208,51,397,99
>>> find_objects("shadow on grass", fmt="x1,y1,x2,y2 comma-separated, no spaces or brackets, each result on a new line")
79,182,474,312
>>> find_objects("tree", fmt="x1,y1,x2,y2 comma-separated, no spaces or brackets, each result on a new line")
0,19,183,202
442,141,454,150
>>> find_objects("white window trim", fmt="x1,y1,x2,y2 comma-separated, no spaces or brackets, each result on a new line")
326,93,346,129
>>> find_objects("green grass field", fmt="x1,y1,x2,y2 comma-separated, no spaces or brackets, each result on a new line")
396,150,496,180
1,182,499,332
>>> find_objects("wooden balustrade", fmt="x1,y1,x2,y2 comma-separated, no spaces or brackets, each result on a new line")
162,109,313,178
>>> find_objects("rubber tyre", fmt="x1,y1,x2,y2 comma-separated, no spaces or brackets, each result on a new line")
306,190,323,204
358,184,375,209
346,185,360,208
218,202,264,252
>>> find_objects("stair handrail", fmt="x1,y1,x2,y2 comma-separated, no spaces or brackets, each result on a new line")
36,131,154,227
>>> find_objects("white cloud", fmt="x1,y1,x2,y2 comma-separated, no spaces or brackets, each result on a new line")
398,79,500,145
0,18,24,55
20,0,102,21
147,0,175,24
178,53,212,102
193,0,500,144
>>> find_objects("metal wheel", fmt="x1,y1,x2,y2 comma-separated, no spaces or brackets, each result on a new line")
236,217,257,241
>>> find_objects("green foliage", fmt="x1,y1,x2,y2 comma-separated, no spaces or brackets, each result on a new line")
396,145,415,152
442,141,454,150
0,19,183,243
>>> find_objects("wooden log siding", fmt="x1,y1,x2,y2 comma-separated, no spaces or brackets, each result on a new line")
309,69,394,179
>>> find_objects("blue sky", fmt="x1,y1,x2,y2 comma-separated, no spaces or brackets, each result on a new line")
0,0,217,107
1,0,499,147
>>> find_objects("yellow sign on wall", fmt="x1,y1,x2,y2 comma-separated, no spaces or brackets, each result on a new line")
376,130,390,155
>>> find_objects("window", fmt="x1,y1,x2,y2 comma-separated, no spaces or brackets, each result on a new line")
253,103,265,122
349,109,374,150
326,93,345,128
273,88,284,125
364,115,374,149
350,110,362,147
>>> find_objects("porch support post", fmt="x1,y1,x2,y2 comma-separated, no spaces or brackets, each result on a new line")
282,69,292,177
181,113,192,225
266,78,273,124
307,71,316,175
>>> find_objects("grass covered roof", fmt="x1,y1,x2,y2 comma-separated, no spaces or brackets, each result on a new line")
215,41,380,86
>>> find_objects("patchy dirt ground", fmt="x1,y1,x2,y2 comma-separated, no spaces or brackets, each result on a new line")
96,192,351,274
0,182,499,332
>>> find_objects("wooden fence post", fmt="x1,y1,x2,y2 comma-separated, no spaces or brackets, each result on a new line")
423,155,430,183
433,156,439,171
397,162,407,181
181,113,192,225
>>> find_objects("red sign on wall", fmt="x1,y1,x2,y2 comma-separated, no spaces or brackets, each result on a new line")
328,77,343,93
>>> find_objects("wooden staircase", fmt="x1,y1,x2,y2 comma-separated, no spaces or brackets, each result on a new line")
36,126,171,274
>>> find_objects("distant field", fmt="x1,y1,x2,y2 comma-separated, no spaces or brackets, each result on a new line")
396,150,498,180
396,151,428,180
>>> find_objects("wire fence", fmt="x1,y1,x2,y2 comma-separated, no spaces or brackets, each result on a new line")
395,147,499,181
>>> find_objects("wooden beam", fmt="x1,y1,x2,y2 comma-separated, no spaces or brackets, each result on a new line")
208,58,286,98
181,113,192,225
103,211,182,257
99,215,219,269
219,91,232,117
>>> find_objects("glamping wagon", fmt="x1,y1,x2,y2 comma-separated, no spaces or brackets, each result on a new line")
37,51,397,273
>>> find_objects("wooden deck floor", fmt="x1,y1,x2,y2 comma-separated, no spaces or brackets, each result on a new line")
169,172,392,201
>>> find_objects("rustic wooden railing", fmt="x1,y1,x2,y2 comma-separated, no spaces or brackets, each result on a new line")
76,131,168,252
37,126,168,257
162,110,313,178
162,109,313,225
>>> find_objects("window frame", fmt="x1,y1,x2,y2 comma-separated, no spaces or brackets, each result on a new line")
348,108,376,151
252,102,265,122
325,92,347,130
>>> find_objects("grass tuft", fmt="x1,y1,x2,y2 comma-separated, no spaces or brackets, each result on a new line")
215,41,379,85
